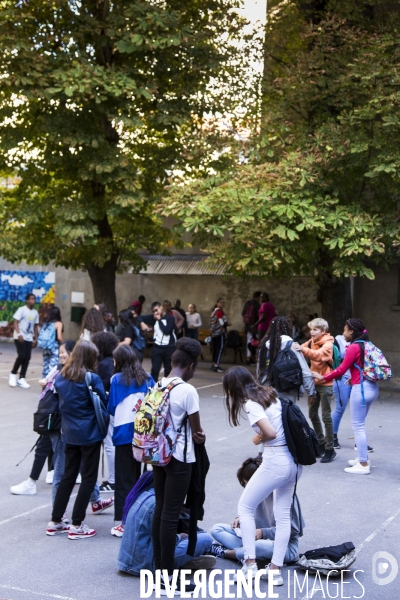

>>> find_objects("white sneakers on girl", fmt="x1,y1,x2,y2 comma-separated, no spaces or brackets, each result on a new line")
348,459,370,467
234,562,258,583
261,564,284,586
344,462,370,474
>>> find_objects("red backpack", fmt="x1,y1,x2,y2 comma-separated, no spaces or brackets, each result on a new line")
242,300,258,325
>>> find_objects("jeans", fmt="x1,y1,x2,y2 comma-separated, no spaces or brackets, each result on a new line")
115,443,141,521
52,441,102,526
211,524,299,563
103,416,115,485
12,340,32,378
331,376,352,435
30,435,53,481
152,457,193,574
174,533,213,568
212,335,225,365
50,433,100,505
350,381,379,462
186,329,198,340
151,345,175,381
308,385,334,450
238,446,301,567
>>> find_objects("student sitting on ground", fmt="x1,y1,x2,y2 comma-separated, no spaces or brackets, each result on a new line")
117,471,216,575
210,457,304,564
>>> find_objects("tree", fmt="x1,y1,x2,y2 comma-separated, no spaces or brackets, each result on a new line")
0,0,245,315
163,1,400,333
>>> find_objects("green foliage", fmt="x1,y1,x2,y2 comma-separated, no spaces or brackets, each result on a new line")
0,0,245,289
163,1,400,286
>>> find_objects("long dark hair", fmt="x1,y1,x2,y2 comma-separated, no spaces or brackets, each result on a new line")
346,318,369,343
118,308,136,328
236,456,262,488
44,305,62,324
113,344,149,386
81,308,104,335
211,297,224,312
257,316,293,384
121,471,154,525
61,340,98,382
223,366,277,427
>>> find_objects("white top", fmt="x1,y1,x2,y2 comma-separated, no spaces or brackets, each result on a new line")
186,312,202,328
245,397,286,447
161,376,200,463
13,306,39,341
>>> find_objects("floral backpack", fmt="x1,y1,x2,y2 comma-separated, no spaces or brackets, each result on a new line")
132,379,185,466
354,341,391,404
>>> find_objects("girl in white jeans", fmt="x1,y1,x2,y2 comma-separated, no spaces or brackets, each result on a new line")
223,366,301,586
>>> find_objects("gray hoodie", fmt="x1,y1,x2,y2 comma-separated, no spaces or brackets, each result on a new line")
255,492,305,542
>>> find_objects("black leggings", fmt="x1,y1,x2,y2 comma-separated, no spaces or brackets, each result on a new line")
30,435,54,480
152,457,192,574
12,340,32,378
114,444,141,521
52,441,101,526
212,335,225,365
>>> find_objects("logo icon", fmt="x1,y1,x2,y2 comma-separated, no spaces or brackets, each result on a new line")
372,551,398,586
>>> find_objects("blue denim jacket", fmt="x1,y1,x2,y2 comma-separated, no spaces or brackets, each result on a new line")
117,490,156,575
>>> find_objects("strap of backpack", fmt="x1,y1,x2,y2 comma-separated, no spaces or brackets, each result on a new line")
16,435,42,467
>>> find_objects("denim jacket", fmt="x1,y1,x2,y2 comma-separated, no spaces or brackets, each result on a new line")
117,490,156,575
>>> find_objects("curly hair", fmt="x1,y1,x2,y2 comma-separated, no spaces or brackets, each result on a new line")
171,337,202,368
257,316,293,385
91,331,119,359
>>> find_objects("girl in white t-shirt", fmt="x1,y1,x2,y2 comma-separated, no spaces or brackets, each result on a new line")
152,337,205,596
223,366,302,587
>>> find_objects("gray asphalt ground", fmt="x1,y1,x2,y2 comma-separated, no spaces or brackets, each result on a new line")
0,343,399,600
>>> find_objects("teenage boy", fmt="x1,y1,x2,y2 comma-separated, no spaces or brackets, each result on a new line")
293,318,336,463
9,293,39,389
142,301,176,381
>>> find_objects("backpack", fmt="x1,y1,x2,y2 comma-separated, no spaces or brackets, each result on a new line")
131,325,146,351
354,341,392,382
331,340,342,369
281,398,319,466
85,371,110,438
271,340,303,392
132,379,185,466
37,322,56,350
226,330,243,349
242,300,258,325
33,388,61,435
298,542,356,576
209,309,224,337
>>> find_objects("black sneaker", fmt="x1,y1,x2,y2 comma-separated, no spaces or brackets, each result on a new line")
333,436,341,449
208,542,226,558
320,449,336,463
156,576,196,596
354,444,374,453
212,366,224,373
316,443,325,458
99,481,115,492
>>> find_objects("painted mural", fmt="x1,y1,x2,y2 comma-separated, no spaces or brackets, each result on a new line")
0,270,56,337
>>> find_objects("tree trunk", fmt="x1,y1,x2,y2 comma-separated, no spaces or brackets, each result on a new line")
318,277,352,337
87,258,118,318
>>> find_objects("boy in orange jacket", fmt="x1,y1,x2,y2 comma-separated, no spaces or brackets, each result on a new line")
293,318,336,463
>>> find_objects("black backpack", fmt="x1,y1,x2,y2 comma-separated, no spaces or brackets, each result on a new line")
281,398,319,466
226,330,243,349
33,389,61,435
271,340,302,392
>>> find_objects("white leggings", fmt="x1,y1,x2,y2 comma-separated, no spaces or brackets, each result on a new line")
238,446,301,567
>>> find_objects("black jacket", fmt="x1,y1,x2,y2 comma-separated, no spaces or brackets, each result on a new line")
185,443,210,555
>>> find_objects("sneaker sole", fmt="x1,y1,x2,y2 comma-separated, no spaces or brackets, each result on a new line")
111,531,124,537
183,556,216,570
68,533,96,540
10,489,36,495
46,529,69,536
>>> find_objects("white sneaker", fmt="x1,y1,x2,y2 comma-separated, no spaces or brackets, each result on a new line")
234,562,259,583
46,470,54,484
75,473,82,484
10,478,37,495
344,462,370,475
111,524,124,537
8,373,17,387
261,564,284,585
17,378,30,389
348,459,370,467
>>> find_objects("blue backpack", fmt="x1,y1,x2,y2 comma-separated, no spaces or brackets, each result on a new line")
132,325,146,351
37,323,56,350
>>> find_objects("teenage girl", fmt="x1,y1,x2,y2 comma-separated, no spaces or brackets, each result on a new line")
210,298,230,373
312,318,378,475
223,366,301,586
